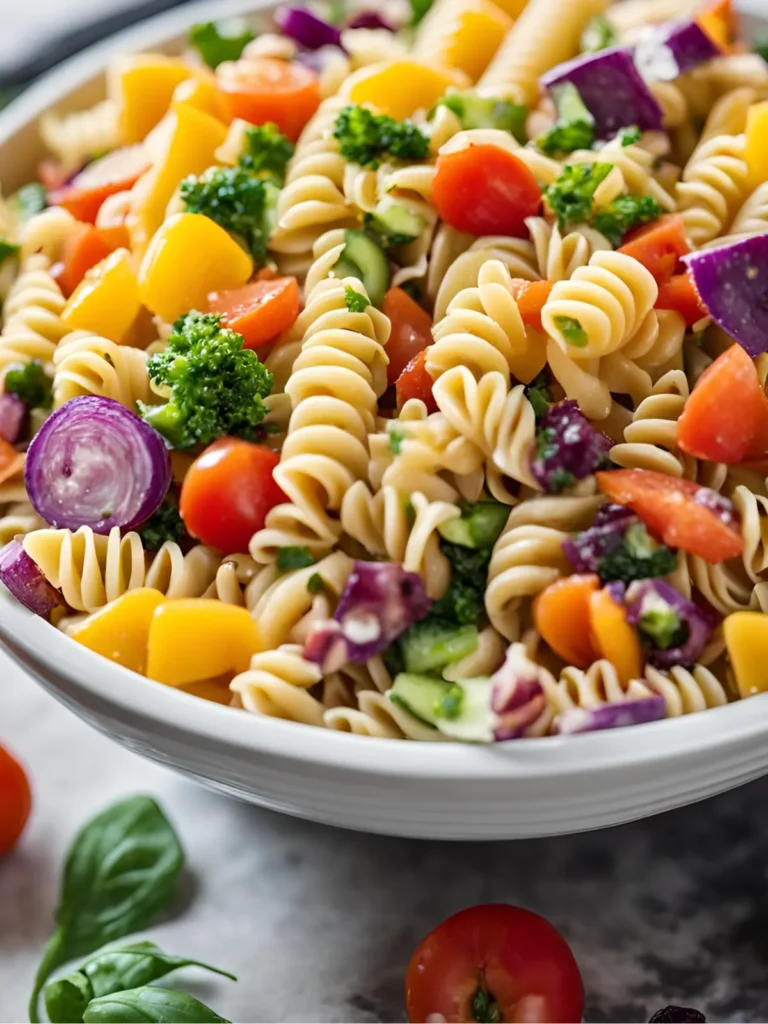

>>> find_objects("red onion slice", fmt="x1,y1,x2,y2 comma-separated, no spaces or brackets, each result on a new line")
0,540,64,618
275,6,343,50
554,695,667,735
0,393,29,445
25,396,171,534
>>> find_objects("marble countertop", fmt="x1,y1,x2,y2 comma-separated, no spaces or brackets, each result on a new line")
2,652,768,1023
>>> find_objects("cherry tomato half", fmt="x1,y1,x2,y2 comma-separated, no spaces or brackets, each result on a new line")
179,438,286,555
0,744,32,855
406,904,584,1024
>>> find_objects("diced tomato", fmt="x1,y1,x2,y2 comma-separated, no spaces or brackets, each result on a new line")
0,744,32,855
509,279,554,332
53,225,114,298
395,348,438,413
382,287,433,386
655,270,708,327
48,146,149,224
618,214,690,286
677,345,768,463
406,904,584,1024
432,144,542,238
180,438,287,555
217,58,320,142
208,277,300,351
596,468,743,563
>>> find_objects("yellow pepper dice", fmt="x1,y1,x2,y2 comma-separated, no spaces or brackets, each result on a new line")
172,76,229,123
70,589,167,676
589,587,643,687
111,55,196,144
147,600,260,687
723,612,768,698
128,104,228,257
445,3,513,82
62,248,141,343
345,61,468,120
745,101,768,191
139,212,253,324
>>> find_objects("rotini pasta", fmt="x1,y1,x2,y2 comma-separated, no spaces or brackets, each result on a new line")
0,256,68,377
52,332,153,409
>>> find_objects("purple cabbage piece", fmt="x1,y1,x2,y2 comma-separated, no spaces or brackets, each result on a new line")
490,646,548,741
0,540,64,618
275,6,343,49
346,11,396,31
683,238,768,357
531,400,612,494
554,694,667,735
304,561,431,671
634,19,722,83
0,392,29,445
562,504,635,572
626,579,715,669
541,47,664,137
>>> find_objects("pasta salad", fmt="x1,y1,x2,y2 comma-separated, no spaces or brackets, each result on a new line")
1,0,767,743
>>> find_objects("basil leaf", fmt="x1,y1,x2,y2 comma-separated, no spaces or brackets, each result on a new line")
45,973,93,1024
29,796,184,1022
83,986,229,1023
83,940,236,997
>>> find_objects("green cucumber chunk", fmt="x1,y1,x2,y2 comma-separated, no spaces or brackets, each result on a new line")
390,674,495,742
438,503,509,549
333,229,390,306
401,621,478,675
364,201,426,248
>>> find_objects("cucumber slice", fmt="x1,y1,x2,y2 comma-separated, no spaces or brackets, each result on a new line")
364,201,426,248
401,621,478,675
438,503,509,549
390,674,495,742
333,229,390,306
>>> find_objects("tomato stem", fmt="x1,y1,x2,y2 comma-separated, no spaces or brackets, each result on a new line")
472,984,501,1024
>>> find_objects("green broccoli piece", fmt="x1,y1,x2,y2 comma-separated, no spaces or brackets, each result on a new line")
137,499,189,552
333,105,430,169
537,83,595,157
615,125,642,148
344,285,370,313
277,546,316,570
581,13,617,53
307,572,325,595
430,542,491,626
544,162,613,232
180,165,279,264
189,20,255,68
239,124,294,183
431,92,527,143
0,240,19,266
138,311,273,450
524,371,553,419
594,194,662,248
598,523,678,584
4,359,53,409
8,183,46,222
638,604,686,650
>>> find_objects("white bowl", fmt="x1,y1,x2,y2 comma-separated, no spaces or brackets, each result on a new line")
2,0,768,840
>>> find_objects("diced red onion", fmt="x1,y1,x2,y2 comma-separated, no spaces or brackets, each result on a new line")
0,393,29,445
25,396,171,535
625,579,715,669
304,561,431,670
275,6,343,49
541,47,664,137
634,19,722,83
490,646,548,741
683,238,768,358
0,540,64,618
346,11,396,31
554,695,666,735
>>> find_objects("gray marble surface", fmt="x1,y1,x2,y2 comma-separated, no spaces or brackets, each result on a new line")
2,653,768,1023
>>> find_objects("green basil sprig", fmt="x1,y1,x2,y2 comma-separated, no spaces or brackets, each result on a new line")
82,986,229,1023
29,796,184,1022
44,941,235,1023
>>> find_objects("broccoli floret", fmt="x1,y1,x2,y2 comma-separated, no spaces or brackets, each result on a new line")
5,359,53,409
537,83,595,157
180,166,279,264
333,105,430,169
189,20,255,68
239,124,294,183
138,311,273,450
638,604,686,650
544,163,613,232
598,522,678,584
432,92,527,143
581,13,617,53
0,240,19,266
524,371,553,419
138,499,189,552
344,285,370,313
594,194,662,247
430,542,491,626
277,546,316,570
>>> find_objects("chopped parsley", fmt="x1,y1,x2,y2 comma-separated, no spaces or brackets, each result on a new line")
189,20,255,68
277,546,317,570
524,371,553,419
344,285,370,313
307,572,325,594
0,240,19,266
389,426,405,455
553,315,588,348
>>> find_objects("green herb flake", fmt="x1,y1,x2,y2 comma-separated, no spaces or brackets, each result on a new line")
410,0,434,25
639,604,686,650
0,239,20,265
189,20,255,68
434,684,464,720
389,426,405,455
554,315,588,348
10,182,47,221
524,371,553,420
277,546,317,570
755,35,768,64
307,573,324,594
616,125,642,147
344,285,370,313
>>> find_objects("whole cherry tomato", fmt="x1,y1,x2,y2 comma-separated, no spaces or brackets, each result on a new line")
0,744,32,855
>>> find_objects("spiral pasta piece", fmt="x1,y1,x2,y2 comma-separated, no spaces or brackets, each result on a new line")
0,255,68,377
53,331,153,409
610,369,697,478
723,181,768,243
230,645,325,727
676,133,750,246
731,485,768,585
643,664,730,717
39,100,121,175
568,139,677,212
19,207,81,263
0,461,44,547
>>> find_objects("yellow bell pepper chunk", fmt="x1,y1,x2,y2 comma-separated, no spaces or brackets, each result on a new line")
723,612,768,698
62,248,141,342
443,2,513,82
111,55,195,145
139,212,253,323
128,103,228,257
346,61,467,120
147,600,260,687
178,675,236,704
172,75,229,123
492,0,528,15
70,589,167,676
589,587,643,687
745,101,768,191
